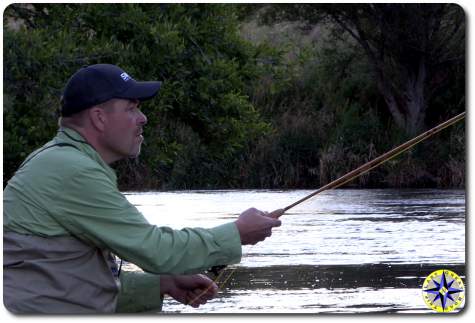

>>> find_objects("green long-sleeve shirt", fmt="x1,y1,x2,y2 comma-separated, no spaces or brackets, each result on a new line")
3,127,242,313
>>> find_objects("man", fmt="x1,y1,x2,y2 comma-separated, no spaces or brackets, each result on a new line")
3,64,282,313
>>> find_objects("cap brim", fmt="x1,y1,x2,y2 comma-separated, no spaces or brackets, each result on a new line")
118,81,162,102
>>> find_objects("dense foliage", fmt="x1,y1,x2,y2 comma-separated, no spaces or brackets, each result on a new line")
3,3,465,189
258,4,465,135
4,4,270,189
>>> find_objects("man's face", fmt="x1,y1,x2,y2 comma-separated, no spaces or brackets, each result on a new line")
101,98,147,160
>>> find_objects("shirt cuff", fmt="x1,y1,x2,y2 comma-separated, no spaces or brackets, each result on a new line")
116,271,163,313
209,222,242,265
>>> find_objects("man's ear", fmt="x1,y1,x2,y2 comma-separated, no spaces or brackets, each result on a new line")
88,106,107,132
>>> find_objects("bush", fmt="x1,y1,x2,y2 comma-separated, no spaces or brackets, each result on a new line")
4,3,270,189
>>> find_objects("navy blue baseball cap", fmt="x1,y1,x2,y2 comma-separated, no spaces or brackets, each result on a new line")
60,64,162,116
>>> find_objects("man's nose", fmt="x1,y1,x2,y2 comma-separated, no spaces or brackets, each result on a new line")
138,109,148,126
133,100,147,126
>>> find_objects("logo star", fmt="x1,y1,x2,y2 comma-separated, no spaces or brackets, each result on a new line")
423,271,463,311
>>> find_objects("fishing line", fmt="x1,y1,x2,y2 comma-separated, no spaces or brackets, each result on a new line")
187,112,465,306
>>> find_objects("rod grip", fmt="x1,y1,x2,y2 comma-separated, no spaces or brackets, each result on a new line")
268,208,285,219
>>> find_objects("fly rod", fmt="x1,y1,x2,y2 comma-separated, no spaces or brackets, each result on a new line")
269,111,466,218
190,112,465,306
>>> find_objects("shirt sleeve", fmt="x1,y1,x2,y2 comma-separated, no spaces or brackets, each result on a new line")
116,271,162,313
51,164,242,274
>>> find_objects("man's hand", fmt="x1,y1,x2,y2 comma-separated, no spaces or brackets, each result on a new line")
160,274,218,308
234,207,282,245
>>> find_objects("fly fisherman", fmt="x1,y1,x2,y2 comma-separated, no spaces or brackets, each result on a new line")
3,64,282,314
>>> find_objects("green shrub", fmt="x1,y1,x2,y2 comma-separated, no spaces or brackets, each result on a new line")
4,3,270,189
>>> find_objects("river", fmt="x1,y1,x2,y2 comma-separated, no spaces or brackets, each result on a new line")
123,189,465,314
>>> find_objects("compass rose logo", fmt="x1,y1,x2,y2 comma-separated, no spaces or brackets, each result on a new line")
422,269,465,312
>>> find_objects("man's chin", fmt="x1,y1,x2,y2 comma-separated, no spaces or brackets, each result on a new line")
128,151,140,159
128,147,142,159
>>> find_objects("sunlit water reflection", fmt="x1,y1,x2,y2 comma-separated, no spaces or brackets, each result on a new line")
123,189,465,313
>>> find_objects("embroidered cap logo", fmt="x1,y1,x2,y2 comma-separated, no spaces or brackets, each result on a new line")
120,72,132,82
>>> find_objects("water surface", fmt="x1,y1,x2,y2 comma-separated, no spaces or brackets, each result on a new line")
124,189,465,313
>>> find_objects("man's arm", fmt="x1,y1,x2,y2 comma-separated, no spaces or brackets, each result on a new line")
52,165,280,275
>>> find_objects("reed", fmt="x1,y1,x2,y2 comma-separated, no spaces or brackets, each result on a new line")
279,112,466,214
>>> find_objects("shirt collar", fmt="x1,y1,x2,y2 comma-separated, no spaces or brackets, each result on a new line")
56,127,117,182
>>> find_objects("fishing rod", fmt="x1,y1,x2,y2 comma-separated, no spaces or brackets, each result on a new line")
270,111,466,218
188,111,465,306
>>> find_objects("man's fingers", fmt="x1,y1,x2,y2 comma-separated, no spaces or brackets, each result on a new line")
266,228,272,237
208,282,219,297
272,219,282,227
264,217,281,229
186,290,202,307
186,288,214,307
194,275,218,294
236,207,283,245
199,282,218,298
